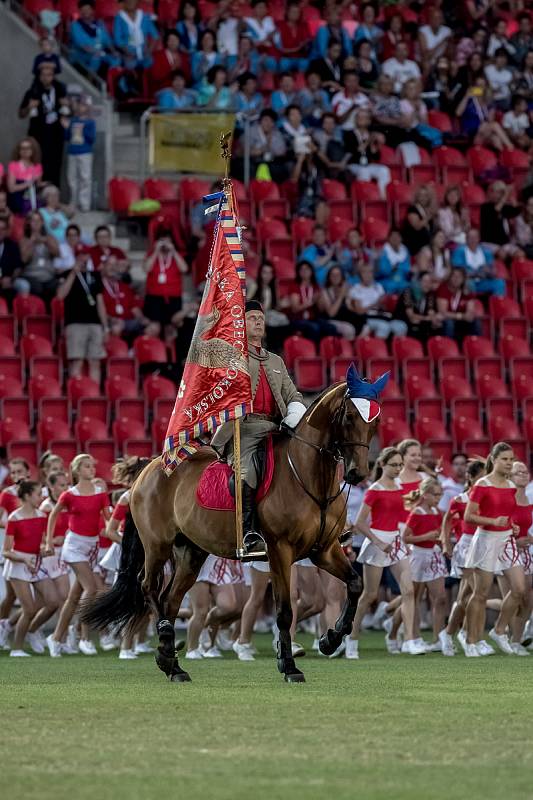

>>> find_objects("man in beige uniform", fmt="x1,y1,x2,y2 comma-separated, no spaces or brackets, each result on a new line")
211,301,306,560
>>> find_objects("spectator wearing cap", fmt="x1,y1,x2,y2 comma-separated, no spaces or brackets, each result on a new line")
19,211,60,301
156,70,197,111
57,248,108,382
275,1,311,73
70,0,120,75
18,63,69,186
0,216,24,305
63,96,96,212
90,225,129,274
143,233,188,329
32,36,61,77
113,0,158,69
451,228,505,296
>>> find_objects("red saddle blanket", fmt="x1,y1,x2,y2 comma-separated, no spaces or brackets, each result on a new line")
196,437,275,511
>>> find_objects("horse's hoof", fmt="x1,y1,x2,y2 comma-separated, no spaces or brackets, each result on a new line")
170,670,191,683
318,631,341,656
285,671,306,683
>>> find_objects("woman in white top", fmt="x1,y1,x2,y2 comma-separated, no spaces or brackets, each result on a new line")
437,186,470,246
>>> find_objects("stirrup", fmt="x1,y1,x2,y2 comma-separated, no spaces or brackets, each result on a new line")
237,532,268,562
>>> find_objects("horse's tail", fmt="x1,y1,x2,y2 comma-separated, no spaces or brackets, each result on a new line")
80,511,148,632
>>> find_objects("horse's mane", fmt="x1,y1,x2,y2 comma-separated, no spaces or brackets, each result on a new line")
301,381,346,428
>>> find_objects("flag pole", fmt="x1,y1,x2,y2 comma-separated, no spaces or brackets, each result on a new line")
220,133,245,559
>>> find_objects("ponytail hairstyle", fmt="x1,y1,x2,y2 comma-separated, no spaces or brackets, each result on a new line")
398,438,421,458
38,450,65,481
404,477,441,510
485,442,513,474
70,453,93,483
17,479,40,501
47,470,68,488
111,456,150,487
371,447,401,481
465,457,486,490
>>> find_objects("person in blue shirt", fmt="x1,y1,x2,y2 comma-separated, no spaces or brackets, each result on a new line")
353,4,383,61
376,229,412,294
156,70,197,111
312,6,352,59
271,72,299,116
63,97,96,212
113,0,158,69
299,224,337,286
297,70,331,127
32,36,62,77
235,72,263,129
71,0,120,75
451,228,506,296
197,66,235,110
176,0,203,54
191,29,225,86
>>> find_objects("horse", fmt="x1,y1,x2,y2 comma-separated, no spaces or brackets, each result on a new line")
82,365,389,684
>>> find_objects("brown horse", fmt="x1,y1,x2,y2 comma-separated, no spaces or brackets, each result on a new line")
82,366,389,683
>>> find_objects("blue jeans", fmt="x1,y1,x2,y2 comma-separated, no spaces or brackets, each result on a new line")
470,277,506,297
442,318,482,339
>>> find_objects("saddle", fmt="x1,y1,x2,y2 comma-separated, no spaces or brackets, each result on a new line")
196,436,275,511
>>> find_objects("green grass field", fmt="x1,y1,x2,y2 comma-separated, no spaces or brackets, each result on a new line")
1,632,532,800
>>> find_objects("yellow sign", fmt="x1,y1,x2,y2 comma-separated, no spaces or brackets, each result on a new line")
149,113,236,174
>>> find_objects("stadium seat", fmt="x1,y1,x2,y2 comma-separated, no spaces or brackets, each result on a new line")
283,336,316,370
427,110,453,132
322,179,347,200
292,217,315,246
414,417,447,444
1,397,30,427
474,356,504,381
293,357,327,392
328,356,352,383
450,397,481,421
0,356,22,382
462,438,490,456
1,417,30,445
106,336,129,357
500,149,530,170
355,336,388,363
405,375,438,402
6,440,38,467
439,357,468,380
476,374,510,402
265,238,295,262
461,184,486,207
107,356,137,383
489,296,522,321
0,375,24,399
426,438,454,465
116,398,146,426
153,398,174,420
467,146,498,175
0,335,15,356
361,217,390,246
105,375,138,402
351,180,381,203
256,218,288,246
366,357,395,382
133,336,167,365
319,336,353,361
427,336,459,361
0,315,15,341
22,315,53,341
108,177,142,215
271,256,296,281
380,376,402,399
393,336,424,362
39,397,69,425
143,375,176,406
151,416,170,450
113,417,148,449
29,355,62,382
38,417,71,449
381,398,407,419
486,397,515,420
78,397,110,425
452,416,485,448
499,316,528,340
499,336,530,360
441,375,473,404
123,438,153,458
13,294,46,321
329,200,355,222
510,357,533,382
29,376,62,404
86,440,115,480
259,199,290,221
75,416,109,447
380,416,412,447
403,357,431,380
463,336,495,361
48,438,78,464
328,217,354,243
67,376,101,406
414,398,444,421
143,178,179,201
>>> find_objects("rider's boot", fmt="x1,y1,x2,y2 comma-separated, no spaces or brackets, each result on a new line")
238,482,268,562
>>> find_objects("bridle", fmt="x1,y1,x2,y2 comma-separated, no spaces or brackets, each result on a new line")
284,391,371,545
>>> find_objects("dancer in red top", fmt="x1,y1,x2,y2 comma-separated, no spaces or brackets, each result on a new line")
39,471,70,604
0,458,31,648
464,442,523,656
398,439,425,497
346,447,425,659
45,454,110,657
403,478,448,653
2,481,60,657
508,461,533,653
439,459,486,656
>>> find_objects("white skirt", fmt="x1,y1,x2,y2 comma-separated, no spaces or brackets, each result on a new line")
40,547,69,581
519,545,533,575
99,542,122,572
197,555,245,585
60,531,99,566
296,558,315,568
357,529,409,568
93,546,110,576
410,545,448,583
3,551,44,582
250,560,270,574
464,529,518,573
450,534,474,579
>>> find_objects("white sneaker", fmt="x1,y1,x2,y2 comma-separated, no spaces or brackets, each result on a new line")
457,629,468,654
10,649,31,657
215,630,235,651
424,641,442,653
401,639,426,655
232,641,255,661
385,634,401,654
345,638,359,659
134,641,155,654
185,648,204,660
312,637,320,651
26,631,45,654
203,646,222,658
46,634,62,658
100,633,118,652
292,642,305,657
476,640,495,656
78,639,97,656
119,648,138,659
67,625,80,651
329,638,346,659
511,642,530,656
199,629,211,650
438,630,456,656
488,628,514,655
464,643,480,657
61,642,79,655
371,601,389,630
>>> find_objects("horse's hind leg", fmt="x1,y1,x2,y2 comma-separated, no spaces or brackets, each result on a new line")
269,544,305,683
311,542,362,656
159,541,208,683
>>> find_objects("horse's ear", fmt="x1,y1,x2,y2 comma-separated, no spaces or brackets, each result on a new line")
346,362,360,396
372,371,391,397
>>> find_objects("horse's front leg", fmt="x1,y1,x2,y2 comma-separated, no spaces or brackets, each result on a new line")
311,542,362,656
268,543,305,683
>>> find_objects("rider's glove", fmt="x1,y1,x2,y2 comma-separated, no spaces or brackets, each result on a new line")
281,401,307,429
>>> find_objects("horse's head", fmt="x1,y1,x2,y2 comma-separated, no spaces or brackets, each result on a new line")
336,363,390,485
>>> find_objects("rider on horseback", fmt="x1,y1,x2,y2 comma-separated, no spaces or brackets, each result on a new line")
211,301,307,561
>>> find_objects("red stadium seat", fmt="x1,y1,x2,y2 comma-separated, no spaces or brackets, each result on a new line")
116,398,146,426
250,179,280,206
0,315,15,342
13,294,46,321
439,357,468,380
441,375,473,404
427,111,453,132
271,256,296,281
151,416,170,450
47,438,78,464
293,357,327,392
6,440,38,467
467,146,498,175
426,438,453,464
489,296,522,321
380,416,412,447
511,357,533,381
265,238,295,262
319,336,353,361
0,356,22,382
78,398,110,425
178,177,211,205
143,374,176,406
143,178,179,201
414,417,447,444
256,218,288,246
452,416,485,448
380,376,401,399
415,398,444,421
403,357,431,380
405,375,438,402
292,217,315,246
381,398,407,419
39,397,69,425
259,199,290,221
500,150,530,169
76,416,109,447
361,217,390,246
462,438,490,456
328,200,355,222
328,357,352,383
1,417,30,445
393,336,424,361
0,336,15,356
488,415,522,442
105,375,138,402
486,397,515,420
0,376,24,399
133,336,167,365
366,357,395,382
22,315,53,341
463,336,495,361
451,397,481,421
154,398,174,420
1,397,30,427
427,336,459,361
476,374,510,402
108,177,142,215
86,440,115,479
474,356,504,381
351,181,381,203
67,376,101,406
283,336,316,371
461,184,486,207
113,417,148,449
30,356,62,382
499,336,530,360
434,147,467,168
107,356,137,383
29,376,62,404
355,336,388,363
328,217,354,243
499,317,528,340
106,336,129,357
123,438,153,458
38,417,71,449
322,179,347,200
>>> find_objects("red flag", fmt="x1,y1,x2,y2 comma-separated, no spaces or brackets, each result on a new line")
162,189,252,475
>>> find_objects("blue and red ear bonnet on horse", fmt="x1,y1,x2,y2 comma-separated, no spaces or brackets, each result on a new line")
345,363,390,424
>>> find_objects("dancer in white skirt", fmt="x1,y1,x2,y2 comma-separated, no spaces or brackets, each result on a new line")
2,481,60,656
346,447,426,659
45,454,110,657
464,442,523,657
39,472,70,602
0,458,31,648
403,478,448,653
507,462,533,652
439,459,486,656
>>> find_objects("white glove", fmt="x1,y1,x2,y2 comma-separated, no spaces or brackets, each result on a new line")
281,401,307,429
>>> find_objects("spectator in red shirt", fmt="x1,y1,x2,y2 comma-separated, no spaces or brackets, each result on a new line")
143,233,188,329
101,254,158,339
436,266,482,341
276,1,311,73
149,30,189,93
90,224,129,274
